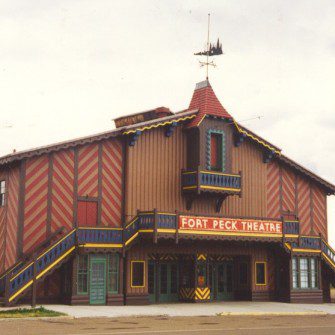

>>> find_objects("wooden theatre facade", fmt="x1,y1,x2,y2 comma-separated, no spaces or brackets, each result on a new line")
0,80,335,306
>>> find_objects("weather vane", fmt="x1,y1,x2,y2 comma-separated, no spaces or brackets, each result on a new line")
194,13,223,80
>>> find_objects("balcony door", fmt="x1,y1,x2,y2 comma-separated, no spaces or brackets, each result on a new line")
78,200,98,226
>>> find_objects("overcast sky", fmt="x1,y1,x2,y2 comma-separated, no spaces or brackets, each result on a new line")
0,0,334,243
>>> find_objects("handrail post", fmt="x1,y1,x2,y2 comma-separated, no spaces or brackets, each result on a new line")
4,273,10,306
153,208,158,244
175,210,179,245
197,166,201,195
31,252,37,308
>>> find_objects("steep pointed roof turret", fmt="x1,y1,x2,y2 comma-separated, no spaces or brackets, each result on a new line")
186,80,232,127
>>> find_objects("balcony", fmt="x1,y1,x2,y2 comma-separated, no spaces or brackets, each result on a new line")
181,169,242,195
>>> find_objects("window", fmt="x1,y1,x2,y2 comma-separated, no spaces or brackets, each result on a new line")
77,255,89,294
255,262,266,286
291,257,318,289
0,180,6,207
207,130,225,172
108,254,119,293
131,261,145,288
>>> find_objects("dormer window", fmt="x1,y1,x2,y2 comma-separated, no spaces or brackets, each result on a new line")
207,130,225,172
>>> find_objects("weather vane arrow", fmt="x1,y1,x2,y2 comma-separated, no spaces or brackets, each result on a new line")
194,13,223,80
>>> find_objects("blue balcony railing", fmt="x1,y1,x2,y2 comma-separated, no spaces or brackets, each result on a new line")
299,236,321,250
181,169,241,194
283,221,300,235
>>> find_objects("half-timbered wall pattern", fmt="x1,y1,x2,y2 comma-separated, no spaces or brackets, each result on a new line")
101,140,123,227
0,169,6,273
23,156,49,253
51,149,75,232
282,167,296,214
5,166,20,268
297,176,312,235
78,144,99,197
266,161,280,218
312,184,327,239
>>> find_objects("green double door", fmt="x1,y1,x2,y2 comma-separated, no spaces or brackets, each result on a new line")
89,257,107,305
148,261,179,303
210,261,233,301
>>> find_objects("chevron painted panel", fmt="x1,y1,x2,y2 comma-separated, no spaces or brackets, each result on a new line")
5,166,20,269
297,176,311,235
266,162,280,218
312,184,327,239
78,144,99,197
282,168,296,213
51,149,75,232
101,140,123,227
23,156,49,253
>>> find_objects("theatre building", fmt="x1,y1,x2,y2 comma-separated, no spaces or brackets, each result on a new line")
1,80,335,306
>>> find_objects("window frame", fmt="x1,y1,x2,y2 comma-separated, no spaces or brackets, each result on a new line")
255,261,267,286
130,260,145,288
0,180,6,207
206,129,226,172
291,257,319,290
108,253,119,294
77,254,89,295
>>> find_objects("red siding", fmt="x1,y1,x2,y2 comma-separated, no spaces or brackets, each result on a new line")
51,149,75,232
78,144,98,197
23,156,49,253
266,161,280,218
101,140,123,227
282,168,296,213
297,176,311,235
312,184,327,238
0,169,5,272
5,166,20,269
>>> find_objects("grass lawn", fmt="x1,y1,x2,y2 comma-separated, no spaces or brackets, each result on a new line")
0,306,66,318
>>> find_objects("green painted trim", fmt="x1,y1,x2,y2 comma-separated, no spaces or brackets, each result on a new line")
206,129,226,172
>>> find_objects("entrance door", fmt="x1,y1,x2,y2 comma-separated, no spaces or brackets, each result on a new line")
211,261,234,301
148,260,156,303
89,257,106,305
159,263,179,303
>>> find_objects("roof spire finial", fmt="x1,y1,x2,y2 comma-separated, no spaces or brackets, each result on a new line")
194,13,223,80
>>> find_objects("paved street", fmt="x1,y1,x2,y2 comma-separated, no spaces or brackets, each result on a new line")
1,315,335,335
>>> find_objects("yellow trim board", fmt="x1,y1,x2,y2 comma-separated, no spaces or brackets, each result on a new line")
157,229,176,233
9,279,34,302
322,253,335,269
292,248,321,253
123,115,196,135
125,232,139,246
200,185,241,192
78,227,122,230
200,171,240,177
178,229,282,238
79,243,122,248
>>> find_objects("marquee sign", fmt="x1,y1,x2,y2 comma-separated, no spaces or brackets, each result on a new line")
179,215,282,235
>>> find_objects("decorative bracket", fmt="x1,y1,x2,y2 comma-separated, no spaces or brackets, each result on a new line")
263,149,275,163
215,194,228,213
234,132,247,147
165,122,177,137
186,195,195,211
128,130,142,146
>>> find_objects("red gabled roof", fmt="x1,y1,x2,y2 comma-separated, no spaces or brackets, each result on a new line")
187,80,232,127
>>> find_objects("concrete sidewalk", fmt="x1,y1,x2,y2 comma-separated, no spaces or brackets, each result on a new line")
35,301,335,318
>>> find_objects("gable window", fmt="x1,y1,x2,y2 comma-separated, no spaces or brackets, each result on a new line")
291,257,318,289
0,180,5,207
207,130,225,172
